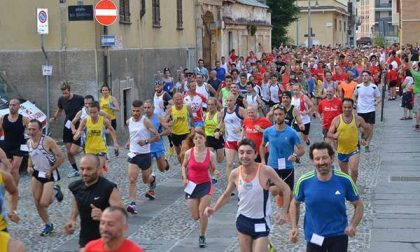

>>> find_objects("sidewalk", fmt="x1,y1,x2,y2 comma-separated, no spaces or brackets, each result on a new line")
369,99,420,252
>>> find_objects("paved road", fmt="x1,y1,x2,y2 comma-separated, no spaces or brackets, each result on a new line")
7,98,419,251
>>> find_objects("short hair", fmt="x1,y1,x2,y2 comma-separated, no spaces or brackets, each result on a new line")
104,206,128,224
132,99,143,107
240,73,248,78
225,75,233,81
101,84,110,91
309,142,335,160
361,70,371,76
84,95,94,101
143,99,153,106
90,101,100,110
60,81,71,91
29,119,42,129
82,154,100,168
270,73,278,79
238,138,257,152
198,58,204,63
342,97,354,105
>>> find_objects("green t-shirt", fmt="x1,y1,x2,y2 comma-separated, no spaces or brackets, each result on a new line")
410,69,420,94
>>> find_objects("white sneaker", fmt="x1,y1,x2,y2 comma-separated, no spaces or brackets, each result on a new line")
67,170,80,178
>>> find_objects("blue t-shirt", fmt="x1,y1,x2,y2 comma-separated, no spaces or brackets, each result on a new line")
263,125,301,169
215,67,226,81
150,114,165,153
294,169,360,240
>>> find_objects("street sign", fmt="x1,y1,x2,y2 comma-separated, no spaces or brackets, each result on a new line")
95,0,118,26
42,65,53,76
68,5,94,21
101,35,116,46
37,8,49,34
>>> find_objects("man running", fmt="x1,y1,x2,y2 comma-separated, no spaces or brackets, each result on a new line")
27,119,65,236
317,87,342,141
291,84,314,145
126,100,160,214
50,82,84,177
327,98,370,183
184,81,207,128
0,98,29,186
205,138,291,252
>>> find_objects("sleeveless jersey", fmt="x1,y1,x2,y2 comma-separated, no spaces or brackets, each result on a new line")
149,114,165,153
245,93,258,106
28,135,57,172
154,92,166,117
0,230,9,252
285,105,295,126
221,87,230,107
99,96,116,120
128,116,150,154
337,114,359,154
171,105,190,135
204,112,219,137
196,84,210,108
0,173,6,231
223,106,243,141
187,148,211,184
85,116,107,154
291,95,311,124
80,107,89,121
3,114,25,149
269,84,281,103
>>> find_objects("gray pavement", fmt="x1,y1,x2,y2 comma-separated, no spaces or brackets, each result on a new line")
7,98,420,251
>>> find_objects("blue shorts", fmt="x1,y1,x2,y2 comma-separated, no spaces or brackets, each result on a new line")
337,149,360,163
236,214,270,240
193,121,204,128
151,150,165,159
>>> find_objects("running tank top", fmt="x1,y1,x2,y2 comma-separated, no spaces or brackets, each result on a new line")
269,84,281,103
149,114,165,153
0,230,9,251
291,96,311,124
196,84,210,108
204,112,219,137
28,135,57,172
129,116,151,154
0,173,7,231
80,107,89,121
237,164,272,219
223,106,243,141
245,93,258,106
187,148,211,184
285,105,295,126
99,96,116,120
337,114,359,154
171,105,190,135
85,116,107,154
2,114,25,148
154,93,166,117
221,88,230,107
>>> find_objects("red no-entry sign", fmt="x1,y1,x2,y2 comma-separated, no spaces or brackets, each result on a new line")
95,0,118,26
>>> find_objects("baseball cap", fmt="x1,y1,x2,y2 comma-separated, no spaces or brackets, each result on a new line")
281,91,292,98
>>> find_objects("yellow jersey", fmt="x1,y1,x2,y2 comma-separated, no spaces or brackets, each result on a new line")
100,96,116,120
0,172,7,231
337,114,359,154
0,231,9,252
204,112,219,137
171,105,190,135
84,116,108,154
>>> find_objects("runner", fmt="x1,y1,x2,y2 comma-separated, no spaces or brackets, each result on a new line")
64,154,123,248
181,129,220,248
218,75,233,108
266,91,305,131
0,198,24,252
0,169,19,232
205,138,291,252
317,87,342,141
50,82,84,177
126,100,160,214
99,85,120,131
291,84,314,145
184,81,207,128
153,81,173,156
204,97,224,163
328,98,371,183
289,142,364,251
338,71,358,100
27,119,65,236
0,98,29,185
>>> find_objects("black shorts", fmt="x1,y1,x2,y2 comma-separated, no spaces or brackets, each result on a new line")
128,153,152,170
171,133,189,147
274,169,294,190
63,127,81,146
32,169,60,184
358,111,375,124
307,234,348,252
389,80,397,88
206,136,224,150
401,92,413,110
3,144,28,159
293,122,311,135
185,181,212,199
236,214,270,240
111,119,117,130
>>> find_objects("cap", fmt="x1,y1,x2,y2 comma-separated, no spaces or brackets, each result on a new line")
281,91,292,98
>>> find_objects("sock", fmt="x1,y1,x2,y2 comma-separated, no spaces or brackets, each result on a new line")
71,163,78,171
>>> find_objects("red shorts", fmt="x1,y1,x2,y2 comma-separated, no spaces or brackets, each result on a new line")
224,141,239,150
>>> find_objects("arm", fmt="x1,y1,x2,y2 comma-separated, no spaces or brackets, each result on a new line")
109,187,123,207
71,111,82,134
327,116,340,140
345,199,364,237
0,117,3,131
111,96,120,112
259,140,267,165
22,117,30,128
64,196,79,235
3,171,19,222
104,119,119,149
291,144,305,160
289,199,301,243
144,118,160,143
0,148,12,172
206,83,217,97
99,110,112,120
50,107,63,122
304,95,315,114
265,167,291,222
181,150,191,186
73,118,87,140
356,116,371,145
45,137,65,173
293,107,305,131
204,171,237,217
158,115,171,136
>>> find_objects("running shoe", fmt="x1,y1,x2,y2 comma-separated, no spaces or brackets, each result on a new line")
199,235,206,248
40,223,54,236
365,146,370,152
149,174,156,190
145,190,156,200
165,159,170,171
54,185,64,202
127,203,138,214
67,170,80,178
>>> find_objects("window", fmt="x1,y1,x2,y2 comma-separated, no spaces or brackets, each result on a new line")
140,0,145,18
334,19,337,30
339,20,342,31
119,0,130,23
177,0,183,29
152,0,161,27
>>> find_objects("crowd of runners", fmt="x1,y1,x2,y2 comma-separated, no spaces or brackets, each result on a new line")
0,43,420,252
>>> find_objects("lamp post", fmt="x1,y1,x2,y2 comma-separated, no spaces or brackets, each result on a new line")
307,0,319,47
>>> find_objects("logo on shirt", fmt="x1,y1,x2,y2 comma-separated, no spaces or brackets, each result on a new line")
94,196,100,200
335,190,341,195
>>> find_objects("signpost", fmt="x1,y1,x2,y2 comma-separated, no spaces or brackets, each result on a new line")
37,8,50,133
37,8,49,34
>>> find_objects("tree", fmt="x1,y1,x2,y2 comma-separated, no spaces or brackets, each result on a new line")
267,0,300,47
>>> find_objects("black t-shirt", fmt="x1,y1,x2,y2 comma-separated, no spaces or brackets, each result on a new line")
208,79,222,93
58,94,84,121
69,177,117,247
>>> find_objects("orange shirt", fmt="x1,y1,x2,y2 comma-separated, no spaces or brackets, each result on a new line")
339,81,358,99
84,239,145,252
242,117,272,153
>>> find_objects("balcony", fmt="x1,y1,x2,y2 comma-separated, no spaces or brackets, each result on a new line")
375,3,392,11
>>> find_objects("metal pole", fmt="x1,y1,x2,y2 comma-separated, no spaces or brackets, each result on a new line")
308,0,312,48
296,19,299,46
40,34,50,134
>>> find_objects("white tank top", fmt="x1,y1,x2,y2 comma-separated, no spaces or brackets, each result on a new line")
223,106,243,141
291,96,311,124
28,135,57,172
128,116,150,154
237,165,272,220
245,93,258,106
80,107,89,121
196,84,209,108
153,93,166,117
269,84,280,103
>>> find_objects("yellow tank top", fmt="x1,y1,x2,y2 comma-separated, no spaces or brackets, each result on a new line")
337,114,359,154
100,96,116,120
204,112,219,137
0,231,9,251
0,172,7,231
171,105,190,135
85,116,108,154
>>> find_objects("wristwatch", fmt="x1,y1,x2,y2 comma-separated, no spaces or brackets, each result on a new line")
145,139,149,144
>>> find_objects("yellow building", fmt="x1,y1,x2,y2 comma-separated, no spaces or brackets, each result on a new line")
399,0,420,45
287,0,349,47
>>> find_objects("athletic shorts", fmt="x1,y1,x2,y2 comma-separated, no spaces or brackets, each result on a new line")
293,122,311,135
171,133,189,147
111,119,117,130
236,214,270,240
307,234,348,252
206,136,225,150
401,92,413,110
128,153,152,170
337,149,360,163
358,111,375,124
224,141,239,150
3,144,28,159
151,150,165,159
63,127,81,146
192,121,204,128
32,169,60,184
273,169,294,190
389,80,397,88
185,181,213,199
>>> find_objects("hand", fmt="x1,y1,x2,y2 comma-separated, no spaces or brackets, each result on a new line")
275,211,287,225
49,117,56,123
287,154,298,162
45,169,52,179
333,132,339,140
204,206,215,218
182,178,189,187
64,220,76,235
73,132,81,141
289,227,299,243
71,128,77,135
7,211,20,224
138,140,147,146
90,204,102,221
360,139,367,146
345,225,357,237
27,166,34,175
114,144,120,152
298,123,305,131
214,132,220,140
125,142,129,149
213,169,221,179
255,125,262,132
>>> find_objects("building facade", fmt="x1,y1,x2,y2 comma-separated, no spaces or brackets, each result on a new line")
399,0,420,45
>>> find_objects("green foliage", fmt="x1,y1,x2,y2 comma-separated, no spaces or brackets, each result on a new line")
247,24,257,36
267,0,300,47
373,36,387,48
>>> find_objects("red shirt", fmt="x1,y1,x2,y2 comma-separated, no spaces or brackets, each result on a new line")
318,98,342,129
242,117,272,153
386,69,398,81
84,239,144,252
332,72,348,82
